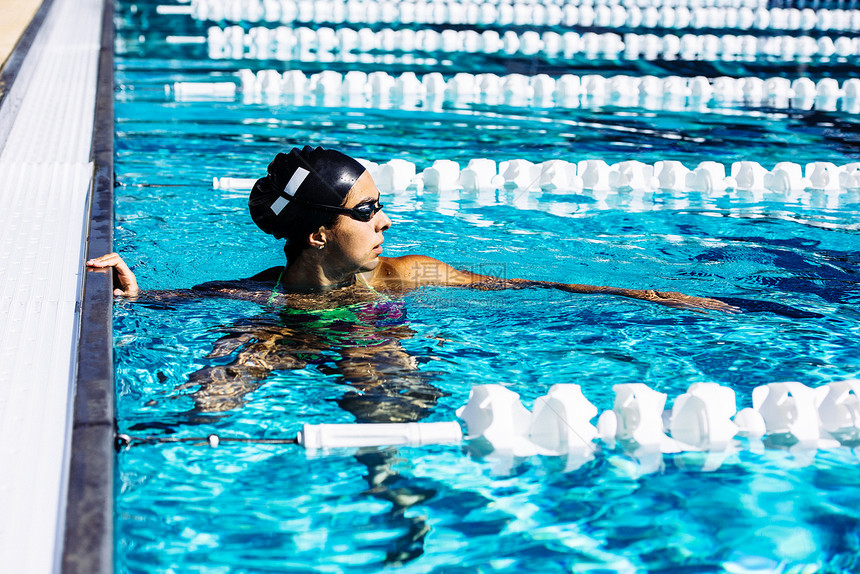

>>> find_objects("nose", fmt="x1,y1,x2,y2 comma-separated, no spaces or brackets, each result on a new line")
375,208,391,231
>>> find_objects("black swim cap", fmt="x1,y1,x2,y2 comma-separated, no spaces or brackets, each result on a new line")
249,146,366,239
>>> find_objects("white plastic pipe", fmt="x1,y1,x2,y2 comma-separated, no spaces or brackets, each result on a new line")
173,82,237,99
213,176,257,190
297,422,463,449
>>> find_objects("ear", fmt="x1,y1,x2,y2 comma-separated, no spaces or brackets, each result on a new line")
307,226,327,250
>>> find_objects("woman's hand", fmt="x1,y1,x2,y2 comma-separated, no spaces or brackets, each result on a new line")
635,289,741,313
539,282,742,314
86,252,140,297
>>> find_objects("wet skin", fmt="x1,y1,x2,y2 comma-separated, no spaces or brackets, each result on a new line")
87,169,741,313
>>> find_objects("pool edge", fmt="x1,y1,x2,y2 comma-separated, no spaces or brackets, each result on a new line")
0,0,56,146
61,0,115,572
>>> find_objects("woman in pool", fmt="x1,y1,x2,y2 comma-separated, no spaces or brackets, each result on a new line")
87,145,738,313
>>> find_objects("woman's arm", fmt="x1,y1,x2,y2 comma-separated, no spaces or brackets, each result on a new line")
86,254,284,305
371,255,740,313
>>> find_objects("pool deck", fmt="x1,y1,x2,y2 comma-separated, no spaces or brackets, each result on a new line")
0,0,113,571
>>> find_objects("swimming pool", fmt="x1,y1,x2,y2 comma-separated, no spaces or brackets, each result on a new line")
113,0,860,571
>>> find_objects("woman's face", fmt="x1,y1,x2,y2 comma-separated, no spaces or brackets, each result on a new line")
324,171,391,275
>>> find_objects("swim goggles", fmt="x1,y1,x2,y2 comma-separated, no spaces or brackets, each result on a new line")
288,197,384,222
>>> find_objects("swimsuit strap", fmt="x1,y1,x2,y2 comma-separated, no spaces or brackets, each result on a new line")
268,269,385,304
355,272,379,293
267,268,286,305
355,272,395,303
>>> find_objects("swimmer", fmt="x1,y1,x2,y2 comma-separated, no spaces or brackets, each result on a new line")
87,145,739,313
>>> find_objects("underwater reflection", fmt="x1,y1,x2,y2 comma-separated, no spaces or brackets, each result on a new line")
131,286,449,566
356,447,436,566
176,292,446,423
186,296,444,565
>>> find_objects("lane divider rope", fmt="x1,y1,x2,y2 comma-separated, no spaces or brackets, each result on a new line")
178,0,860,33
213,157,860,197
203,24,860,61
169,69,860,114
115,380,860,470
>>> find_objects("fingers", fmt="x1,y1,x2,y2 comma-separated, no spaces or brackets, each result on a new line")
709,300,743,314
86,252,124,268
686,296,742,314
86,252,140,297
651,291,742,314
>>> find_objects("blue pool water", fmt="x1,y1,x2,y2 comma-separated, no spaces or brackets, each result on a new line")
114,1,860,572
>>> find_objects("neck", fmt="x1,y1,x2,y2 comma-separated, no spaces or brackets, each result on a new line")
280,254,355,292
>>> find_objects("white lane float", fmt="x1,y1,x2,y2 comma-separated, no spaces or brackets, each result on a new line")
669,382,739,451
204,24,860,62
214,159,860,200
456,380,860,462
456,384,537,456
185,0,860,34
213,70,860,115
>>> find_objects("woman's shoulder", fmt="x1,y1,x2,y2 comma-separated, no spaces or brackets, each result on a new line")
377,255,444,272
374,255,441,279
247,266,285,281
370,255,465,289
191,266,284,294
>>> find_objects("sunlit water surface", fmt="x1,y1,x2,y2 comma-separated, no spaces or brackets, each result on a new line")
114,2,860,572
